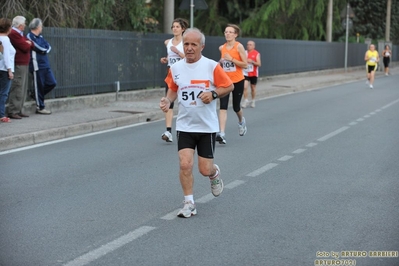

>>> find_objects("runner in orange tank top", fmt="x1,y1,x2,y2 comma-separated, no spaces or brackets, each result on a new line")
216,24,248,145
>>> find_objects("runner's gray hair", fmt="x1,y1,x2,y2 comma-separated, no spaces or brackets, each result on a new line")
183,28,205,45
29,18,43,30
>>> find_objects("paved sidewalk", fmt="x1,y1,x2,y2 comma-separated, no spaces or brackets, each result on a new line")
0,65,396,152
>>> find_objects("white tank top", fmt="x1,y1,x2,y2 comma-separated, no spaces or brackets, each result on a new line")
169,56,222,132
166,38,184,67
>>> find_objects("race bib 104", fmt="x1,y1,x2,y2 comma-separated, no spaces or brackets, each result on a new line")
221,60,237,72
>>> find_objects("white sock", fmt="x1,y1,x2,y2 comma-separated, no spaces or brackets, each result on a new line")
184,195,194,204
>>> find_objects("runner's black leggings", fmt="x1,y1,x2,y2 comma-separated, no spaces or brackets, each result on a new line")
219,79,244,112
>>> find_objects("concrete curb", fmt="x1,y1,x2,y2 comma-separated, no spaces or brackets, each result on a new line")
22,88,166,115
0,110,164,151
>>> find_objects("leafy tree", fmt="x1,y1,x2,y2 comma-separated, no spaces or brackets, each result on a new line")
172,0,261,36
1,0,398,43
240,0,334,40
345,0,399,43
88,0,115,29
1,0,89,28
172,0,347,41
1,0,154,31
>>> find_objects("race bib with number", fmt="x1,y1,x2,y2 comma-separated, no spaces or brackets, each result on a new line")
169,56,181,65
221,60,237,72
246,63,254,72
179,84,206,108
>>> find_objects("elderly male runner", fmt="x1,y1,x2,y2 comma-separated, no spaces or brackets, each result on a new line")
159,28,234,218
242,40,261,108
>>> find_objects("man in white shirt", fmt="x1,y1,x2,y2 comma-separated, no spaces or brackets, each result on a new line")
160,28,234,218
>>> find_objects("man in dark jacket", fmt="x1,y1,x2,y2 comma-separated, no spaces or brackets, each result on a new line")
27,18,56,115
8,16,34,119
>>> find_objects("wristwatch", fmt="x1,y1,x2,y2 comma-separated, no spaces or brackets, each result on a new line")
212,91,218,100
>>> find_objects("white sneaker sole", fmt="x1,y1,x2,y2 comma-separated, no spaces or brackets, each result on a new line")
239,127,247,136
177,208,197,218
161,134,173,142
216,135,226,144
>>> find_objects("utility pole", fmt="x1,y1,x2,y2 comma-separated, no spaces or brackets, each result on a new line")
326,0,333,42
385,0,391,42
179,0,208,28
344,2,349,72
164,0,175,34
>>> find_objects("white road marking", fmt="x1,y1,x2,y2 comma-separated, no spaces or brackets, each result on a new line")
382,98,399,109
196,193,215,203
0,121,153,155
292,148,306,154
63,226,156,266
278,155,293,161
14,96,399,266
225,179,246,189
317,126,349,142
161,210,180,220
161,98,399,220
306,142,318,147
246,163,278,177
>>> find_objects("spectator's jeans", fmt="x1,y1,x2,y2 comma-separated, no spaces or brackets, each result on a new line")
0,70,12,118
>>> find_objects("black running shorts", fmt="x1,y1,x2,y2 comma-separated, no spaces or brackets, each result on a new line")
177,131,216,159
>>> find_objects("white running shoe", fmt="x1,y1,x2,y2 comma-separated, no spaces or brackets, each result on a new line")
250,100,255,108
161,131,173,142
36,108,52,115
238,117,247,136
370,84,373,89
177,200,197,218
216,133,226,144
210,164,223,197
241,99,249,108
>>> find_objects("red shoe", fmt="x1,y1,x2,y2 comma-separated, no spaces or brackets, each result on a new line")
0,117,11,123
